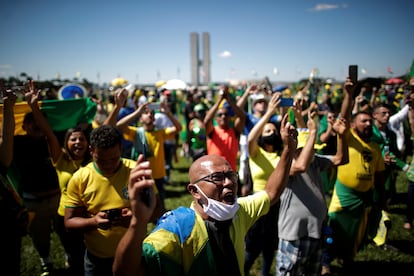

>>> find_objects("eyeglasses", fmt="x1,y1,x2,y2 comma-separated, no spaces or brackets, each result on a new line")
193,171,238,185
217,112,229,117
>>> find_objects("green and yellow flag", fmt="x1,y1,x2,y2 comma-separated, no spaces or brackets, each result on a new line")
0,97,97,135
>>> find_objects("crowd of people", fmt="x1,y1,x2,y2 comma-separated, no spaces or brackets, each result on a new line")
1,74,414,276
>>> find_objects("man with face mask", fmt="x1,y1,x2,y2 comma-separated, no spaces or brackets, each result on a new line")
113,114,298,276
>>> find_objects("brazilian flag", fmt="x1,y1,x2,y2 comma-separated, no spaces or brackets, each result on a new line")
0,97,97,135
1,98,97,193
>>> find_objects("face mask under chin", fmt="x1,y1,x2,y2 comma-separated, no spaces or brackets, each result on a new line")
194,184,239,221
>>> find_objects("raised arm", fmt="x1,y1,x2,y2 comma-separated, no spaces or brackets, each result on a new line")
224,90,246,135
203,91,225,135
264,114,297,205
319,114,335,143
236,83,257,110
292,99,307,128
248,93,281,158
339,77,355,123
330,117,349,166
389,104,409,127
0,89,17,167
290,111,317,175
113,155,157,276
116,102,149,133
159,101,182,134
103,88,128,126
25,81,61,163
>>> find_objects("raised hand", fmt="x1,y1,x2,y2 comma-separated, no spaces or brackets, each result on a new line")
128,155,156,224
2,88,17,106
23,80,41,105
280,113,298,151
333,117,347,135
306,111,317,132
115,88,128,107
344,77,355,97
267,92,281,114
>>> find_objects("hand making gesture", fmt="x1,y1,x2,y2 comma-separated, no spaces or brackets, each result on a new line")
280,113,298,151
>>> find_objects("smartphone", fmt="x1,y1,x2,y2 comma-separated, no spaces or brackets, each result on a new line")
148,102,160,111
103,208,122,220
141,143,151,207
279,97,294,107
349,65,358,84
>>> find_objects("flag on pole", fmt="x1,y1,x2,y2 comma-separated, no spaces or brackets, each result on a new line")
0,97,97,135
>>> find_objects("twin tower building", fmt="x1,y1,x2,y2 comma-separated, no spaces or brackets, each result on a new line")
190,32,211,86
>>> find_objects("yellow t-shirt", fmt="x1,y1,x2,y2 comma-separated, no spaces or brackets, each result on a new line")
124,126,176,179
65,158,136,258
54,153,84,216
187,190,270,275
336,129,385,192
249,147,280,192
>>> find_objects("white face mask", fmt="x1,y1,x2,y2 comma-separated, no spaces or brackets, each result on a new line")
195,184,239,221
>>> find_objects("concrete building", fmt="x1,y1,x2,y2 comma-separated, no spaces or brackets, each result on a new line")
190,32,210,86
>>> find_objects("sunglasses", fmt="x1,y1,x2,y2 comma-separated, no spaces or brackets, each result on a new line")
217,112,229,117
193,171,238,185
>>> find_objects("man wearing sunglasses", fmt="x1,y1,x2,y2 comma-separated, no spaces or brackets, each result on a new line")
113,114,297,276
203,85,246,172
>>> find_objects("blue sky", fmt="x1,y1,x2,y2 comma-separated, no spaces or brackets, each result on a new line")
1,0,413,86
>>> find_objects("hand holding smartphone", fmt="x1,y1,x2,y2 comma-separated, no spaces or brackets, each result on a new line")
349,65,358,84
148,102,160,111
279,98,294,107
103,208,122,220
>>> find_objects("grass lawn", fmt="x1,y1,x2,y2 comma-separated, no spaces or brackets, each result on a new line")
20,153,414,275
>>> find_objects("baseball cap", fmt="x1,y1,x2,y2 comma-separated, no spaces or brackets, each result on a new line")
252,93,268,105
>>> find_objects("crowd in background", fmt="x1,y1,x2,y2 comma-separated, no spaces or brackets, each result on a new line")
1,74,414,275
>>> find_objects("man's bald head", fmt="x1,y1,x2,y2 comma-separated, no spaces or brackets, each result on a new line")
189,154,232,183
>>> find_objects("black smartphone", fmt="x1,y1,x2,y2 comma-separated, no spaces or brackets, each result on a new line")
349,65,358,84
141,143,151,207
104,208,122,220
280,98,294,107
